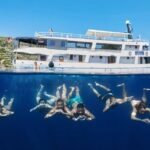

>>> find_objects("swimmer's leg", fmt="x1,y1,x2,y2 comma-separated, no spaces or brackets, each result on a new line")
95,82,111,92
68,87,75,99
6,98,14,110
56,85,62,98
36,84,44,103
88,83,101,98
62,84,67,100
142,88,150,103
75,86,80,97
103,98,112,112
0,96,6,106
117,83,133,102
118,83,127,100
44,92,57,100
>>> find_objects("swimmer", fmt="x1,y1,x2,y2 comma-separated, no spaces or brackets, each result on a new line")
30,84,56,112
45,84,72,118
66,86,95,121
130,88,150,124
88,82,133,112
0,97,14,117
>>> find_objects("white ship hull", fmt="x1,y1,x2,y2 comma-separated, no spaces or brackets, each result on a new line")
13,60,150,75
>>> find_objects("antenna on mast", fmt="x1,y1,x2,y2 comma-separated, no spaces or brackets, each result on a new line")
125,20,133,39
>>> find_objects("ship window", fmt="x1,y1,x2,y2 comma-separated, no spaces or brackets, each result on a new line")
96,43,122,50
70,55,73,60
47,40,56,48
16,53,39,61
125,45,140,50
79,55,83,62
40,55,47,61
67,41,92,49
108,56,116,64
17,38,47,48
61,41,66,47
120,57,135,64
89,56,107,64
76,43,85,48
37,40,47,47
138,57,150,64
67,42,76,48
59,56,64,62
49,40,55,46
76,42,91,49
143,45,149,50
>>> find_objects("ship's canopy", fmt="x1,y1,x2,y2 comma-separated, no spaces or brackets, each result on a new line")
86,29,130,38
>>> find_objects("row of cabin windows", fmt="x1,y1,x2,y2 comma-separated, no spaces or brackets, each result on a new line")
56,56,150,64
16,53,150,64
95,44,122,50
125,45,148,50
16,39,149,50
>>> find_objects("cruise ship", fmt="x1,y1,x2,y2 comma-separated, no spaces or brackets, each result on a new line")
13,21,150,74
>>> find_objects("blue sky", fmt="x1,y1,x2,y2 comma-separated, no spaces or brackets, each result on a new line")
0,0,150,39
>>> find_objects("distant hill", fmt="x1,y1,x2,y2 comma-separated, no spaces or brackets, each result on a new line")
0,37,13,68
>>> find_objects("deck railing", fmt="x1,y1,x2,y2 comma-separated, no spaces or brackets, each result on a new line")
35,32,146,42
35,32,95,40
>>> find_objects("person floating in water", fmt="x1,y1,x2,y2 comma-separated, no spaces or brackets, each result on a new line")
0,96,14,117
66,86,95,121
30,84,56,112
88,82,133,112
130,88,150,124
45,84,73,118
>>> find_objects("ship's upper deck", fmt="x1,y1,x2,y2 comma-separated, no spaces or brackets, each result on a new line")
34,29,146,43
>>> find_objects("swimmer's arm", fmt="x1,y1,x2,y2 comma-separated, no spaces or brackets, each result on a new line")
64,107,73,117
53,107,72,116
72,116,81,121
0,111,14,117
30,104,42,112
145,107,150,112
0,113,8,117
85,109,95,120
44,104,53,109
130,103,145,123
44,107,57,118
71,108,76,114
131,111,150,124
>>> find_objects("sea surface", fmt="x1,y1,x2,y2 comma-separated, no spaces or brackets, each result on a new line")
0,73,150,150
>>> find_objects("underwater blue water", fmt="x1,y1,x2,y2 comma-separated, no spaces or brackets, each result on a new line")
0,73,150,150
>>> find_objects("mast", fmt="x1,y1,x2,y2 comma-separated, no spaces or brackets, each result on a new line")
126,20,133,39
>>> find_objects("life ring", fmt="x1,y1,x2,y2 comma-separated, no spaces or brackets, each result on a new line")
48,61,54,68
